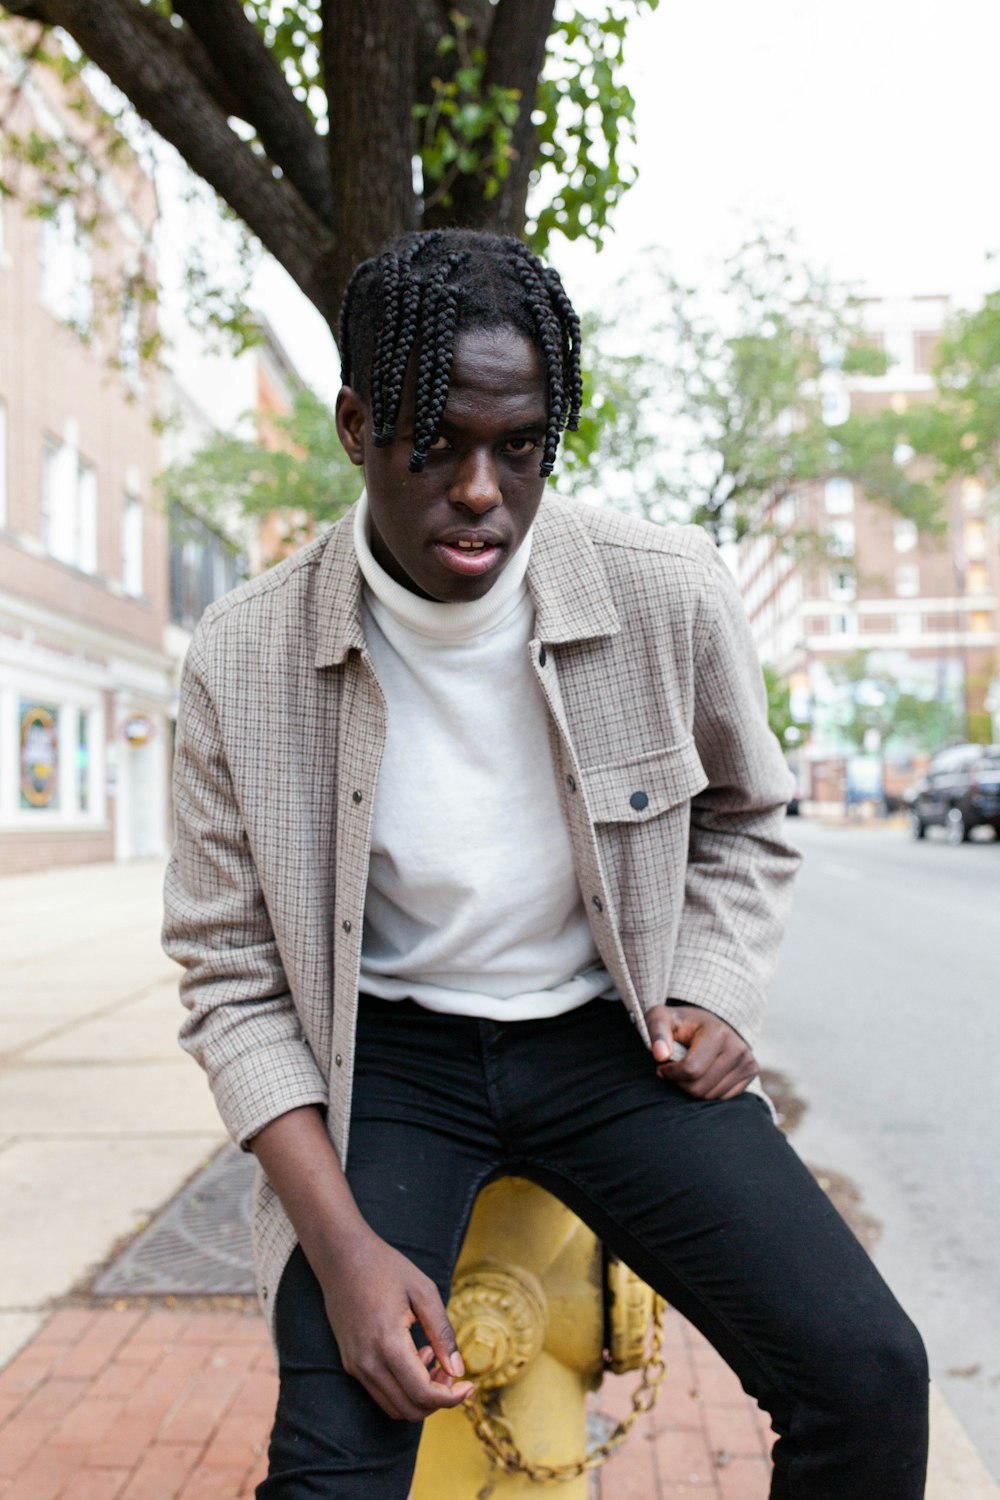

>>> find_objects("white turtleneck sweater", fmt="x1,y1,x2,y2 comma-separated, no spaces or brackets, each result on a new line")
353,495,614,1019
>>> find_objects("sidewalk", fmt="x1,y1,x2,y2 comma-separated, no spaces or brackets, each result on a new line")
1,860,996,1499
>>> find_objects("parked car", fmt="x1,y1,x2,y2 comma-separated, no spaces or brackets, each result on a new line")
909,744,1000,843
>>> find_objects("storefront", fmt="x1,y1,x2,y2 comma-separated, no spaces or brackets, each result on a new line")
0,625,172,875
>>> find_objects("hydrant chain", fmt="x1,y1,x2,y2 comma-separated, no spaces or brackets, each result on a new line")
462,1300,667,1483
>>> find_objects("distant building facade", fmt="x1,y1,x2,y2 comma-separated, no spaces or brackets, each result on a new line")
736,295,1000,808
0,42,171,874
162,317,304,685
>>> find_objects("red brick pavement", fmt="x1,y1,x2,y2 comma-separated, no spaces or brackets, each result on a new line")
0,1305,773,1499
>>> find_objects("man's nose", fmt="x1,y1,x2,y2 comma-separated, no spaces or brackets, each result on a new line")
450,448,501,513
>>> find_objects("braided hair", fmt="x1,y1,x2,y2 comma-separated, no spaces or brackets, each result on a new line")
338,229,582,477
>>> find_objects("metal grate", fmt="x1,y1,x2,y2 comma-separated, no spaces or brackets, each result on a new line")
94,1144,257,1296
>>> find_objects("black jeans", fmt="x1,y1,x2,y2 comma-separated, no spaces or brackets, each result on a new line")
258,998,928,1499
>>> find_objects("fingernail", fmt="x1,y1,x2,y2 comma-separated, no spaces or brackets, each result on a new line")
450,1350,465,1377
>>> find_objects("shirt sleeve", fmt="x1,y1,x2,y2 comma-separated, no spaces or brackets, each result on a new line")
162,629,329,1147
666,539,801,1048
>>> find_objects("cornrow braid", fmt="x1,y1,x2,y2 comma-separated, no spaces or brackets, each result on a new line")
409,253,467,473
338,229,584,477
510,244,567,476
370,252,401,440
543,267,583,432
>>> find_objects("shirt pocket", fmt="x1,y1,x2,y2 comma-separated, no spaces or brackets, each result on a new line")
581,739,709,933
581,738,709,825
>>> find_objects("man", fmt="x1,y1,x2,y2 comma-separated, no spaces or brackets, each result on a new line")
164,229,928,1499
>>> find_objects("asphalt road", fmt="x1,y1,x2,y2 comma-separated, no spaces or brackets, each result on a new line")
761,814,1000,1480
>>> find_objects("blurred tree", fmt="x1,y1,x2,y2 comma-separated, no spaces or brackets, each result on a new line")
160,386,359,551
905,286,1000,501
561,236,945,550
0,0,658,344
827,653,964,753
761,664,808,749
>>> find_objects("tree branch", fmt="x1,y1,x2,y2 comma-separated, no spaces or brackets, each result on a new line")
444,0,556,234
171,0,334,230
19,0,339,330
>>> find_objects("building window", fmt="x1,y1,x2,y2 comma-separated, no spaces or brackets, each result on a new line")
964,520,987,561
830,568,856,601
0,397,7,529
832,612,855,635
0,137,6,258
896,612,922,637
120,288,141,390
913,331,940,376
961,478,984,512
828,519,855,558
896,563,920,597
16,700,97,816
821,388,850,426
42,438,98,573
966,562,989,595
893,519,918,553
169,502,246,629
77,710,90,813
122,492,143,596
19,702,60,810
39,199,93,331
824,478,854,515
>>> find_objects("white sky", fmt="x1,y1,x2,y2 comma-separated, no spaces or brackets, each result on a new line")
255,0,1000,402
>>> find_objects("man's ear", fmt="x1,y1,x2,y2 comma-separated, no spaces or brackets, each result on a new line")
335,386,367,468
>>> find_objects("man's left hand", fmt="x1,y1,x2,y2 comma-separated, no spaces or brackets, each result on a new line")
646,1003,757,1101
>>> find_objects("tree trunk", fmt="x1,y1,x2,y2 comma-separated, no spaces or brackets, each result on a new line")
322,0,419,319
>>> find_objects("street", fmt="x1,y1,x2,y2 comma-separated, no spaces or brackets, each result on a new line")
764,816,1000,1481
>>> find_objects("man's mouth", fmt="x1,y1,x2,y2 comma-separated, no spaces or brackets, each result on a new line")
434,534,505,577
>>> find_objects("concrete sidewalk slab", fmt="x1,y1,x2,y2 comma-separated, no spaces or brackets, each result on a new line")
1,1137,223,1314
0,860,226,1372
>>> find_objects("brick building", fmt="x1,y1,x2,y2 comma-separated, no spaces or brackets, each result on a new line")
0,42,170,874
736,294,1000,809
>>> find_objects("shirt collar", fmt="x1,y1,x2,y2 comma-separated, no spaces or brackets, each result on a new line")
314,491,620,668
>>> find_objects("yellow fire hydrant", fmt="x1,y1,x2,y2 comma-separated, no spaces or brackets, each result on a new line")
411,1177,664,1498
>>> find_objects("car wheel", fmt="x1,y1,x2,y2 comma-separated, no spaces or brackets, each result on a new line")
945,807,968,845
911,812,926,840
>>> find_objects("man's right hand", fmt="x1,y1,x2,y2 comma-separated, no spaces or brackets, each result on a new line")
317,1225,473,1420
249,1104,473,1421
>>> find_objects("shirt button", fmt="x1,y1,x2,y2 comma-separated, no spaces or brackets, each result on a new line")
538,645,547,667
352,790,363,804
342,919,352,933
592,896,603,912
335,1053,343,1067
566,775,576,792
630,790,649,811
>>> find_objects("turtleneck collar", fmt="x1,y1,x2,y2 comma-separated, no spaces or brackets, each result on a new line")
353,491,532,642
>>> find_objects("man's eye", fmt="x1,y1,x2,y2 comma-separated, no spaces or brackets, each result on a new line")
428,434,452,451
505,437,539,454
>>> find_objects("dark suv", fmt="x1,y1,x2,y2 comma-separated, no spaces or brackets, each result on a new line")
910,744,1000,843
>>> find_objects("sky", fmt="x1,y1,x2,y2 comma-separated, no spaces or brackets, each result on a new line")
252,0,1000,404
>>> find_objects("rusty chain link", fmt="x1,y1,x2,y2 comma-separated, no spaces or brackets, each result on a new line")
460,1297,667,1483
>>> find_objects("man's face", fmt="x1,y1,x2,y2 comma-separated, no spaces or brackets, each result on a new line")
335,324,549,602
